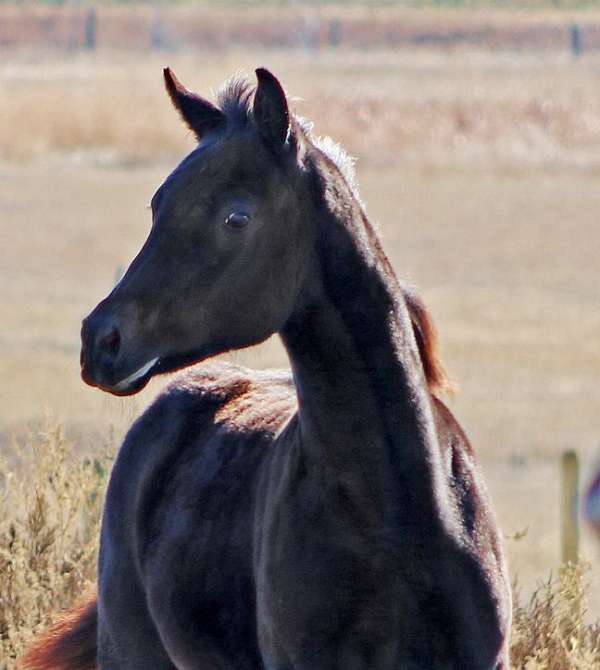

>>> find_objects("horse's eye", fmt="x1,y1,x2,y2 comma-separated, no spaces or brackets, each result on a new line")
225,212,251,229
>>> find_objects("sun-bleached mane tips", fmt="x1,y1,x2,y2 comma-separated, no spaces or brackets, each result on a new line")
310,133,358,192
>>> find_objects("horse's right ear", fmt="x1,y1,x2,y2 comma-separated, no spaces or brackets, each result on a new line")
163,68,225,142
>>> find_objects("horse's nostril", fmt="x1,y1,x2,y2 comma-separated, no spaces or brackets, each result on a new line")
99,326,121,360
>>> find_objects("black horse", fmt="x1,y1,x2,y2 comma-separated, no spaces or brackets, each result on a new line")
24,68,511,670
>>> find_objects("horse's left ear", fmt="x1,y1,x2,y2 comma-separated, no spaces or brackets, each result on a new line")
164,68,225,142
253,68,290,150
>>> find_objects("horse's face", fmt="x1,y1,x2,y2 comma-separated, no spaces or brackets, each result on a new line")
81,69,311,395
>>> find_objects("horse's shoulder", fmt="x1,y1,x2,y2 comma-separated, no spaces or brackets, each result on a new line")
163,360,297,436
127,360,296,447
431,395,474,460
431,395,504,560
107,362,296,526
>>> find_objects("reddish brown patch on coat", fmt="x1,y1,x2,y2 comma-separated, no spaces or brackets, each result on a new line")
404,288,454,396
176,362,297,436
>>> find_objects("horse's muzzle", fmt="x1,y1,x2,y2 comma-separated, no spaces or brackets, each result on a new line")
80,313,127,394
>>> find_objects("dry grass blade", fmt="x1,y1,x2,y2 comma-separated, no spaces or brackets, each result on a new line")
0,418,111,669
511,563,600,669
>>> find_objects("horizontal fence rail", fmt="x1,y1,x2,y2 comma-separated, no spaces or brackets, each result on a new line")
1,6,600,52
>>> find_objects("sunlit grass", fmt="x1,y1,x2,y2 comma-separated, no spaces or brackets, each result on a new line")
0,419,111,669
511,564,600,669
2,49,600,170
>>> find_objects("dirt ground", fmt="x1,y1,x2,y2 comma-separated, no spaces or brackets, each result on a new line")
1,47,599,610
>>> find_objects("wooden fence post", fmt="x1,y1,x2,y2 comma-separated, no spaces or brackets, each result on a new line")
570,23,582,59
560,450,579,564
84,7,97,51
329,18,341,48
151,11,165,51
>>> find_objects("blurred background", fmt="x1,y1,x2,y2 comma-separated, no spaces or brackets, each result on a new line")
1,0,599,646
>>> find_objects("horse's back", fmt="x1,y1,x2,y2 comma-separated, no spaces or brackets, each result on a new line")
99,361,296,669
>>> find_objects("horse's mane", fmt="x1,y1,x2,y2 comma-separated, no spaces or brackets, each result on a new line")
215,76,451,397
403,288,453,396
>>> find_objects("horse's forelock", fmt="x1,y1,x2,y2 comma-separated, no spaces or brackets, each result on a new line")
216,76,254,127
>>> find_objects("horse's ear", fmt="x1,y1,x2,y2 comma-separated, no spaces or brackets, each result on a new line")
163,68,225,142
253,68,290,150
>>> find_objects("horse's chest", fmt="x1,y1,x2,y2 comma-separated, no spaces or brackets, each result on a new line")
255,474,402,667
134,501,259,669
132,444,264,669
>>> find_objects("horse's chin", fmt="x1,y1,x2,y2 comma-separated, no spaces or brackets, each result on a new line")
81,357,159,396
97,377,152,397
81,347,216,396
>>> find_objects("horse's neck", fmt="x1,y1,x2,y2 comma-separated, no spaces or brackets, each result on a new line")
280,170,450,530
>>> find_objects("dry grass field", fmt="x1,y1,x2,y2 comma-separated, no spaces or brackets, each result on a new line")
1,41,600,667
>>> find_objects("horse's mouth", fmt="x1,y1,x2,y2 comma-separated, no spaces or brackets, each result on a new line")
111,357,160,394
113,357,159,392
81,346,215,396
81,357,160,397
